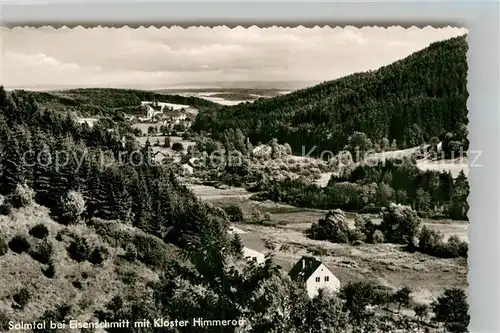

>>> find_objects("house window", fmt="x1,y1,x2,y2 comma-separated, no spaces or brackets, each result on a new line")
324,276,329,282
315,277,320,283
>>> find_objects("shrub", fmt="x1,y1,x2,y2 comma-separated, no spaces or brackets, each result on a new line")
163,136,171,148
124,244,138,262
55,232,64,242
380,203,421,246
0,237,8,256
308,245,328,257
393,286,412,312
354,215,376,243
280,244,291,252
222,204,245,222
230,234,244,257
29,223,49,239
348,228,366,245
60,191,86,224
72,281,83,289
307,209,350,243
134,234,172,270
445,235,468,258
9,184,35,208
264,212,272,221
431,288,469,333
251,209,262,223
172,142,184,152
120,270,139,285
13,288,31,310
37,304,72,327
8,235,31,254
264,239,276,251
29,240,54,264
414,304,429,322
0,202,12,215
418,226,443,252
418,226,467,259
67,236,90,262
339,281,379,323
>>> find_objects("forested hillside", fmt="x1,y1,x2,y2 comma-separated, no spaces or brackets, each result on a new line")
192,35,468,154
10,88,215,118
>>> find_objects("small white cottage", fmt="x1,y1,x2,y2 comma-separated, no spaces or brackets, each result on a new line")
289,256,341,298
242,247,265,265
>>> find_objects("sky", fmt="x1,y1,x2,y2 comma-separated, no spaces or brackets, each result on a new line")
0,26,467,90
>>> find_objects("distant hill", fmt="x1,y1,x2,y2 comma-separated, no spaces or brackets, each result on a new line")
192,35,469,154
9,88,216,118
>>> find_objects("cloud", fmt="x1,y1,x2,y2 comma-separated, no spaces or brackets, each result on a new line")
0,26,468,89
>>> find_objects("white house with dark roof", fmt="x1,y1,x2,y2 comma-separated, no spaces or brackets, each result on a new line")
242,247,265,265
289,256,340,298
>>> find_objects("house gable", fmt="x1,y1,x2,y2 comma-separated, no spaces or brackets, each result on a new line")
289,256,341,298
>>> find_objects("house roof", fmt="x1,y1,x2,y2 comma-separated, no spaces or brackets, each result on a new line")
242,247,265,258
289,256,324,282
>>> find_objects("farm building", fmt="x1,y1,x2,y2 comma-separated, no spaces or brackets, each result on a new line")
289,256,340,298
242,247,265,265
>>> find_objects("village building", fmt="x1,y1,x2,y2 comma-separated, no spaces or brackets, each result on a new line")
180,163,194,176
242,247,266,264
289,256,340,298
